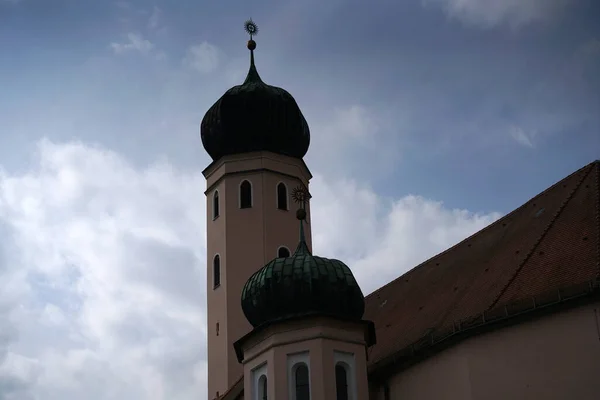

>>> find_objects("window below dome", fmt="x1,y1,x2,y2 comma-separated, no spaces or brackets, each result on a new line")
334,352,356,400
252,363,268,400
277,246,290,258
213,254,221,288
213,190,220,219
240,180,253,209
288,353,310,400
335,364,349,400
294,365,309,400
277,182,288,210
258,375,268,400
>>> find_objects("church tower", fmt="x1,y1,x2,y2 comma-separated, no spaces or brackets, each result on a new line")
201,20,313,399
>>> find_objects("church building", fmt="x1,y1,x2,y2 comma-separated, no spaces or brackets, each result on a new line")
200,21,600,400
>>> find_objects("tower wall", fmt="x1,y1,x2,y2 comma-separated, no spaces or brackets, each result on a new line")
204,151,312,399
238,316,372,400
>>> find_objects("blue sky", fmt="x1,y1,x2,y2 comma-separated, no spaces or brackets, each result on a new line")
0,0,598,399
2,0,598,210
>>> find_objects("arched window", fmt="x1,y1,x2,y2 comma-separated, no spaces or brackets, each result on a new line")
240,180,252,209
278,246,290,258
333,352,356,400
335,364,349,400
213,190,220,219
295,364,309,400
213,255,221,288
258,375,268,400
277,182,288,210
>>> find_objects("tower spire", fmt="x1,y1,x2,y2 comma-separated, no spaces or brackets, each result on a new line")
243,19,262,84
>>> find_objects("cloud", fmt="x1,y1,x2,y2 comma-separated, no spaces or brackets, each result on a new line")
0,140,207,399
148,6,162,30
310,176,502,293
423,0,570,29
510,125,537,148
182,42,220,74
307,105,400,181
0,140,500,399
110,33,155,55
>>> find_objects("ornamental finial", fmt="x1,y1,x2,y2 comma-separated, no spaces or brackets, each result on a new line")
244,19,258,50
291,184,311,255
292,184,311,221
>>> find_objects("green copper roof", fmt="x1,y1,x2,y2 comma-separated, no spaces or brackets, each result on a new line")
200,33,310,161
241,221,365,328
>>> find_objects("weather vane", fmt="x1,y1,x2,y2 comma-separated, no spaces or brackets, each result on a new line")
244,19,259,52
292,185,311,222
244,19,259,39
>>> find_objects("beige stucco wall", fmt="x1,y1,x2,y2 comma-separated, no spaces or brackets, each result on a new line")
370,301,600,400
240,317,371,400
205,151,313,399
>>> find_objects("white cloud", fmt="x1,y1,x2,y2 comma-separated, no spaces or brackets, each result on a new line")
0,139,500,399
423,0,570,29
0,140,207,399
182,42,220,74
310,176,502,293
510,125,537,148
110,33,155,55
307,105,401,181
148,6,162,30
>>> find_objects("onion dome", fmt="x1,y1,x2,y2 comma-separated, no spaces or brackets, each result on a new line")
241,195,365,328
200,20,310,162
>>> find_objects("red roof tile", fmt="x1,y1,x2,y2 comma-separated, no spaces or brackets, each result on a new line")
364,160,600,371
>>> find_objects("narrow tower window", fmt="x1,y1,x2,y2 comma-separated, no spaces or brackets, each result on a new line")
213,190,220,219
277,182,288,210
295,364,310,400
240,180,252,209
258,375,268,400
278,246,290,258
213,254,221,288
335,364,349,400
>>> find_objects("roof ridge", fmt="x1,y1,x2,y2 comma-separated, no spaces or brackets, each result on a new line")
365,160,597,300
217,375,244,400
487,163,594,310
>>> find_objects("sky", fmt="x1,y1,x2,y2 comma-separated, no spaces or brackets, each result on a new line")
0,0,598,399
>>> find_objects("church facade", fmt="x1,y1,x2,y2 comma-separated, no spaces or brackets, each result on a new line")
201,21,600,400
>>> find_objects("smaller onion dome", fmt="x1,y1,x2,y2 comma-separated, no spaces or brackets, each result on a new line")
241,208,365,328
200,20,310,162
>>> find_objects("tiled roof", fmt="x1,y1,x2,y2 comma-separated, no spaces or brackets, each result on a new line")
364,160,600,374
